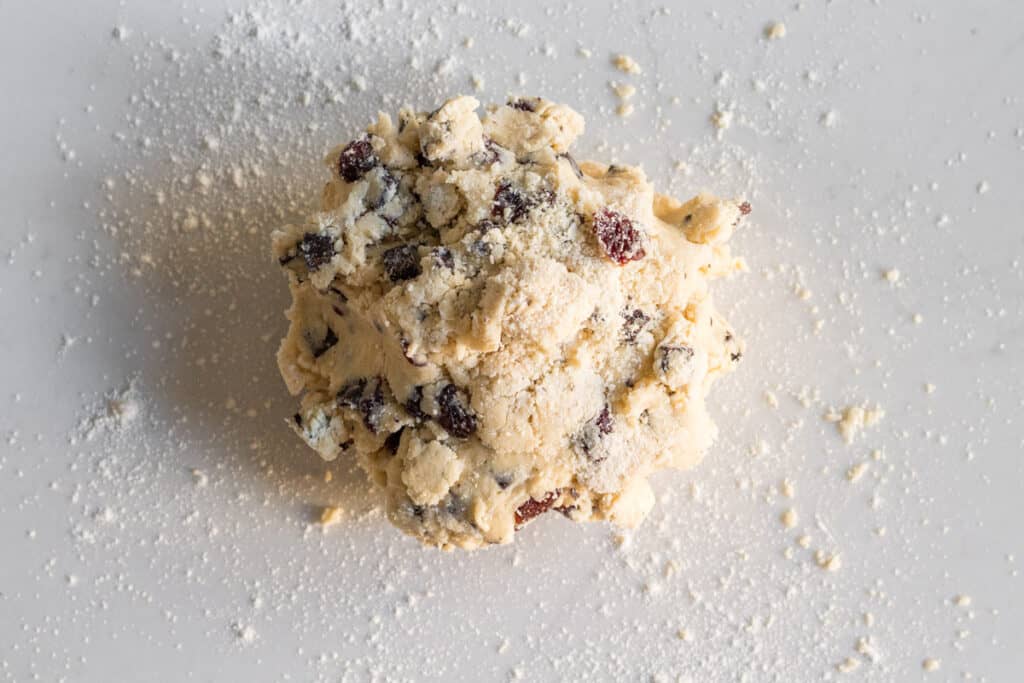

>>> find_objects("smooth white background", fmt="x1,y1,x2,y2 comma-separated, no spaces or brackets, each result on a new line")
1,1,1021,681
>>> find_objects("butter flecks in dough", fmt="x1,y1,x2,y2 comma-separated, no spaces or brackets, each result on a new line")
272,95,747,550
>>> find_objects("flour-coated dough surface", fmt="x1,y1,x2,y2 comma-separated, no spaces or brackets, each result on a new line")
273,95,747,549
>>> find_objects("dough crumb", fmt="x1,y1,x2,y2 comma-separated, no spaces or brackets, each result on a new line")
319,506,343,528
764,22,787,40
710,107,734,131
922,658,941,672
610,82,636,100
846,462,869,483
882,268,901,283
780,508,798,528
616,102,635,118
780,479,795,498
676,628,693,642
835,657,860,674
815,550,842,572
612,53,642,74
953,594,972,607
824,404,885,443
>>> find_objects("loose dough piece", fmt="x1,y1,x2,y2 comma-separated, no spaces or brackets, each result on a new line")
273,95,748,550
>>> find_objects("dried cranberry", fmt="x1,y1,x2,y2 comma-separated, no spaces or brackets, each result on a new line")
491,180,530,223
494,473,514,490
593,208,645,265
382,244,422,282
474,138,502,166
514,490,560,528
338,137,379,182
436,384,477,438
576,405,613,459
299,232,335,271
337,379,367,409
383,428,404,454
432,247,454,269
594,404,614,435
508,98,537,112
404,386,427,421
292,413,303,426
739,201,752,215
358,378,385,432
311,327,338,358
621,308,650,343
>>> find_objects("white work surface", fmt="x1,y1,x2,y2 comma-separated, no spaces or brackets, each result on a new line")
1,1,1021,681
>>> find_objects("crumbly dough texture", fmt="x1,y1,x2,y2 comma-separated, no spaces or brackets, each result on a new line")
273,95,747,550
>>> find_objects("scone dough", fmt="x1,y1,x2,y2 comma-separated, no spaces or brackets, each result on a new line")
273,95,747,550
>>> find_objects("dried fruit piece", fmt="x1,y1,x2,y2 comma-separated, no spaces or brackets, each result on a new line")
338,136,379,182
382,244,422,282
738,201,752,215
383,428,404,454
436,384,477,438
621,308,650,343
358,378,385,432
491,180,530,223
508,97,537,112
404,386,427,421
431,247,454,269
299,232,335,271
593,208,646,264
514,490,560,528
574,405,614,460
311,327,339,359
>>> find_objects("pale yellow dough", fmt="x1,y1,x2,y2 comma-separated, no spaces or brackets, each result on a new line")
272,95,747,549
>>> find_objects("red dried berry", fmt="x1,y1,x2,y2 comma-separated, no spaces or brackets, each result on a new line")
338,137,379,182
593,208,645,265
738,201,752,215
514,490,560,528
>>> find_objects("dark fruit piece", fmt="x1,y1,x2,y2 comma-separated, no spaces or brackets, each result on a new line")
474,137,502,166
731,352,743,362
311,327,339,359
593,208,645,265
508,98,537,112
658,344,694,372
431,247,454,269
575,405,613,459
404,386,427,420
738,201,752,215
491,180,530,223
382,244,422,282
594,404,614,436
358,378,385,433
292,413,302,426
514,490,560,528
299,232,335,271
436,384,477,438
337,379,367,409
621,308,650,343
338,137,379,182
383,428,404,454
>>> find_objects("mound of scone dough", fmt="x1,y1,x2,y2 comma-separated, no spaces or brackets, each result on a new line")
273,95,748,549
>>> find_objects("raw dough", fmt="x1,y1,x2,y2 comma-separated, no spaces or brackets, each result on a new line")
272,95,747,550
